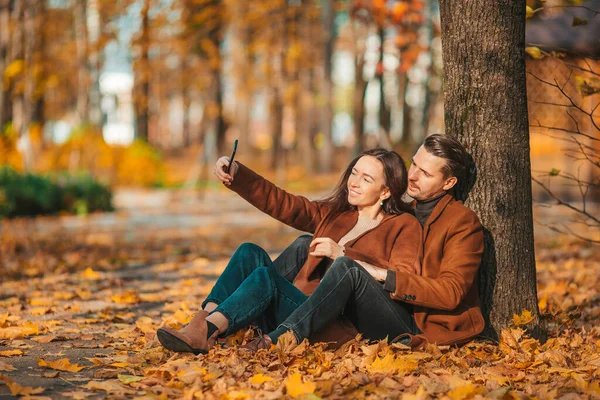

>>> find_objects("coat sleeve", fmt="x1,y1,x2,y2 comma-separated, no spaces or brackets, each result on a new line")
227,162,331,233
343,214,423,276
390,210,483,310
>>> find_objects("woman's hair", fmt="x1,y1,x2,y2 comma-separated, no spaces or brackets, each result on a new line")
320,148,412,215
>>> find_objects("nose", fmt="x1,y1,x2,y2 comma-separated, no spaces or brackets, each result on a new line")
408,168,418,182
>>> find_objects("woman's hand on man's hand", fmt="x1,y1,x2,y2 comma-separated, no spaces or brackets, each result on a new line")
309,237,344,260
213,156,238,186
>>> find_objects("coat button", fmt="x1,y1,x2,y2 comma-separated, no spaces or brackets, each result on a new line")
412,295,416,300
402,294,408,300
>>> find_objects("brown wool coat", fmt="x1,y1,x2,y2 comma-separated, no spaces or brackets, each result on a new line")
391,194,485,348
228,163,423,343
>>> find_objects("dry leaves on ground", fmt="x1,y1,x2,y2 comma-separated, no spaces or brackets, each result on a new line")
0,212,599,399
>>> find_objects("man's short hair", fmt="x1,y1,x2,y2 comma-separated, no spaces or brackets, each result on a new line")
423,134,469,180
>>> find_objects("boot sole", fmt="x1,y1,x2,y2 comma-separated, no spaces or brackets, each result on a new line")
156,328,207,355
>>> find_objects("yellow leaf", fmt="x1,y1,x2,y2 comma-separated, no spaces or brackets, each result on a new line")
249,373,275,385
525,47,543,60
81,267,101,280
401,385,426,400
0,327,23,340
3,60,24,79
110,291,140,305
135,316,156,334
512,309,534,325
86,380,135,395
0,350,23,357
117,374,144,384
0,373,44,396
38,358,85,372
284,373,316,398
447,383,484,400
32,334,58,343
0,313,8,327
367,353,418,375
526,6,535,18
29,297,54,307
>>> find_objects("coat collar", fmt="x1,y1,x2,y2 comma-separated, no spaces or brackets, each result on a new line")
423,193,454,238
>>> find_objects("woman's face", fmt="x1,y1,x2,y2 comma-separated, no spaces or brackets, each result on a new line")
347,156,390,208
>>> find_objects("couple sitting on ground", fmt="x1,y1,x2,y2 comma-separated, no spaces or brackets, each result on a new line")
156,134,485,354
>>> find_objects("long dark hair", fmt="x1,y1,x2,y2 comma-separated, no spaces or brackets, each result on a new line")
320,148,412,215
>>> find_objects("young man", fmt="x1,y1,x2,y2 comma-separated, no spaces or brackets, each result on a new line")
383,133,485,348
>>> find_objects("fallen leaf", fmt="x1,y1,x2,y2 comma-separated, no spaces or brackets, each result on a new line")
42,371,60,378
0,360,16,371
512,309,534,325
249,373,275,385
32,334,58,343
0,349,23,357
38,358,85,372
0,373,45,396
81,267,101,280
117,374,144,384
284,373,316,398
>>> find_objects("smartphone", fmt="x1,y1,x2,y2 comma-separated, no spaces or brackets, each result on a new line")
226,139,238,174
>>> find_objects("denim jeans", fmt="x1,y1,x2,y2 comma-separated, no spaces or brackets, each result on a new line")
201,236,312,336
274,256,419,344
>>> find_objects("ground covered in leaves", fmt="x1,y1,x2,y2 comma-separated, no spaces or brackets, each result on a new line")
1,189,599,399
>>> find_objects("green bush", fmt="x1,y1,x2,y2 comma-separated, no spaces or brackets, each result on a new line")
0,166,113,218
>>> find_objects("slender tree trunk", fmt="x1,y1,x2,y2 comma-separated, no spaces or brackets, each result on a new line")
214,70,227,155
74,0,89,124
399,73,412,149
21,0,42,170
0,0,10,130
353,68,367,154
377,26,391,137
10,1,23,135
133,0,150,141
318,0,334,173
438,0,543,340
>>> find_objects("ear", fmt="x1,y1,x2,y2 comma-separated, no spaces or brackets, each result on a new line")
380,187,391,201
442,176,458,191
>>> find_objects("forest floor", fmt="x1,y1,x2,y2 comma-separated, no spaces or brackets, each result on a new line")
0,188,599,399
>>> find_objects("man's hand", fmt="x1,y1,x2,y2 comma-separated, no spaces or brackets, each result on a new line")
309,237,344,260
213,156,238,186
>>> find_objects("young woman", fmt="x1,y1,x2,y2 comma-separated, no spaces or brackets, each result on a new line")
157,149,423,354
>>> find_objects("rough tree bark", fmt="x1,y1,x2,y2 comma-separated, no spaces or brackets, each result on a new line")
438,0,544,339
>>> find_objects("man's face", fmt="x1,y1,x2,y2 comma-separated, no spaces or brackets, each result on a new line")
406,146,457,201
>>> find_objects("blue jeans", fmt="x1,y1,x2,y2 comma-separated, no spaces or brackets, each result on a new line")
274,256,419,344
201,236,312,336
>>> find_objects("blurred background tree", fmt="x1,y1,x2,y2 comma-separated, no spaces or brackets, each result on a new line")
0,0,597,226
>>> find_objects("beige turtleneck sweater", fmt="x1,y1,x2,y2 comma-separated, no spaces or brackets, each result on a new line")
337,214,384,280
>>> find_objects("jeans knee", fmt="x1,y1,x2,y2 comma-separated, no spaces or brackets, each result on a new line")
328,256,359,276
235,243,269,263
250,266,275,283
289,235,312,251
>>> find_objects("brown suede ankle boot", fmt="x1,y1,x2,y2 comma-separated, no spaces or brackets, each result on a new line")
156,310,218,355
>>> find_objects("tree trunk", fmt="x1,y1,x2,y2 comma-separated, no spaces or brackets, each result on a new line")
438,0,543,340
0,0,10,130
133,0,150,141
318,0,334,173
377,26,391,138
74,0,89,124
214,69,227,155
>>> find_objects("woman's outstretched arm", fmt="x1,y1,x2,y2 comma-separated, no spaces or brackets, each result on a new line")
214,157,331,233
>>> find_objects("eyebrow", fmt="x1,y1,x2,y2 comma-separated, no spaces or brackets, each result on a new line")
411,158,432,176
352,167,375,180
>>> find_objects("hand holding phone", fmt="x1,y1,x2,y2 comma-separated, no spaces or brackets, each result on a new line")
213,140,239,186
